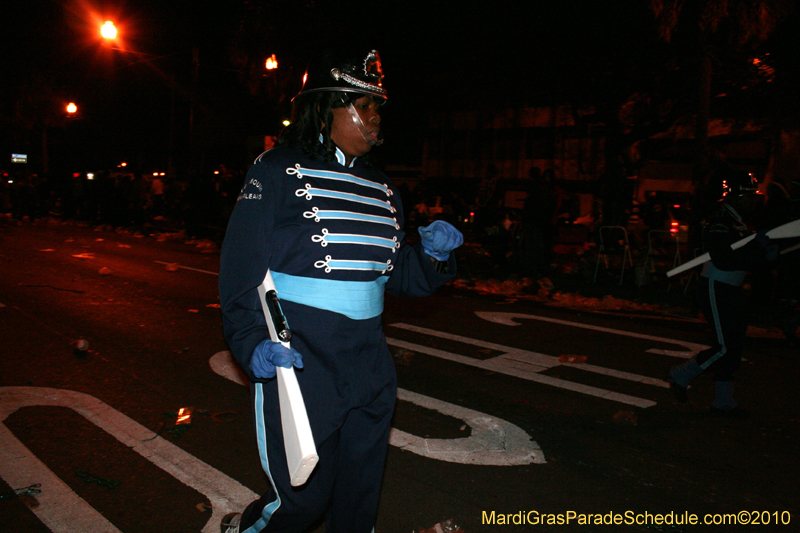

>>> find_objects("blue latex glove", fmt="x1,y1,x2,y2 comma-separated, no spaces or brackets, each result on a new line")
755,231,778,261
250,340,304,379
418,220,464,261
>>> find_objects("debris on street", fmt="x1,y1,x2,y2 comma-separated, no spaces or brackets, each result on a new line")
73,338,89,358
390,346,415,366
558,355,587,364
142,411,194,441
0,483,41,501
76,470,121,488
176,407,194,425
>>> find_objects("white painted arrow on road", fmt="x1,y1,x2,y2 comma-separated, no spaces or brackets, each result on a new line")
210,351,545,466
475,311,709,358
387,325,660,409
387,313,708,409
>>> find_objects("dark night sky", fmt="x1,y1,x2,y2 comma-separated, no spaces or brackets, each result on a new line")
2,0,797,174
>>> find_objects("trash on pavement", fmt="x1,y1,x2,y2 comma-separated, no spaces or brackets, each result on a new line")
196,502,212,512
72,253,95,259
0,484,41,509
98,267,112,275
558,355,587,364
142,411,194,441
74,338,89,358
0,483,41,501
165,262,180,271
389,346,415,366
176,407,194,425
76,470,121,488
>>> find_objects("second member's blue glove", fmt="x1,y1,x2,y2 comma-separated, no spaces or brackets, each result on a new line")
250,340,304,380
419,220,464,261
755,230,778,261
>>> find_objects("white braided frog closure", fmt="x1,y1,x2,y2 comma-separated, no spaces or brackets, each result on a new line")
295,184,395,213
314,256,393,274
311,229,399,252
303,207,400,229
286,164,392,197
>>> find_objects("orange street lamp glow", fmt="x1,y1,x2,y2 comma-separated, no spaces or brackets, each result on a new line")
265,54,278,70
101,21,117,40
66,102,78,114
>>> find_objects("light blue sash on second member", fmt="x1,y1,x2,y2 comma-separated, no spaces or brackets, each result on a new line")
270,271,388,320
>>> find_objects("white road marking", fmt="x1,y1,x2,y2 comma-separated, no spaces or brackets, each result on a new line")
0,387,257,533
389,321,673,407
475,311,709,357
154,261,220,276
210,351,545,466
389,323,670,388
386,337,657,409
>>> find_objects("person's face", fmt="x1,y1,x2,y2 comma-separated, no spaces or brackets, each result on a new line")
329,95,382,162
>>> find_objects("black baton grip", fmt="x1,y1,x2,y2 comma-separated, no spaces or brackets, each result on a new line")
265,290,292,343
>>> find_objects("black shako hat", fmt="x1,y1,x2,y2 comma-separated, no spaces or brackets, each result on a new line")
293,49,387,103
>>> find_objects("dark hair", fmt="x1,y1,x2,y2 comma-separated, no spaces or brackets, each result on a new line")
278,92,367,164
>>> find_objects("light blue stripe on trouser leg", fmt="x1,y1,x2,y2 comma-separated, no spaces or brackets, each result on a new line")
242,382,281,533
700,280,727,370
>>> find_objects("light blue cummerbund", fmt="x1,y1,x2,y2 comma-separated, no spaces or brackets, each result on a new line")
701,262,746,287
271,271,389,320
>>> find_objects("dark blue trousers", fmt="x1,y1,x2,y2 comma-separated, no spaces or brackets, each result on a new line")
695,277,747,381
240,377,395,533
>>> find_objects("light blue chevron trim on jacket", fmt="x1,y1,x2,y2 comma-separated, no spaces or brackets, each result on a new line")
286,164,391,196
272,271,389,320
312,229,399,252
313,255,393,275
296,184,395,213
304,208,400,229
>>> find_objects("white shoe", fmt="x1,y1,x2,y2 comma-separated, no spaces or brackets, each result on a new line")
221,512,242,533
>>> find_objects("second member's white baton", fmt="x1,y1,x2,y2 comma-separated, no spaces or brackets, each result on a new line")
667,218,800,278
257,270,319,486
